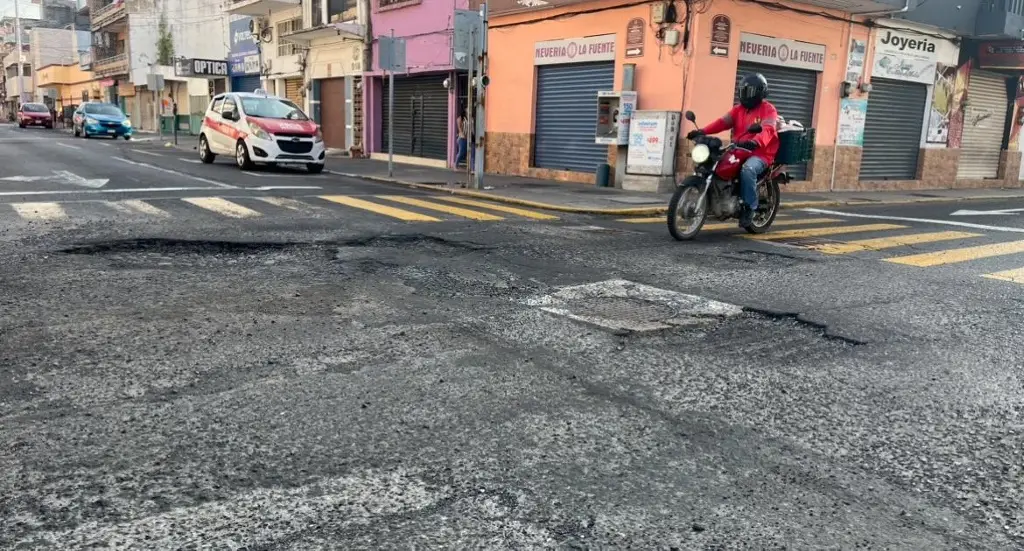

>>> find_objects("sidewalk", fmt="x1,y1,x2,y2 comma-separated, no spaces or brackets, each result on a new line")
329,158,1024,215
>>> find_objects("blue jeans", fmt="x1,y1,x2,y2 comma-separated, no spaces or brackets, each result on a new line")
740,156,767,211
456,137,474,167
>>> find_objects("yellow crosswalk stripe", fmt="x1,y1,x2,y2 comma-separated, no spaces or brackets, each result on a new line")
886,239,1024,267
11,202,66,221
320,195,440,222
619,213,792,223
255,196,319,211
744,223,906,241
182,197,261,218
116,199,169,217
982,267,1024,284
434,196,559,220
810,231,981,255
377,195,504,221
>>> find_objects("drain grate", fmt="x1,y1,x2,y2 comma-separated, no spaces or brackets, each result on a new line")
570,297,676,324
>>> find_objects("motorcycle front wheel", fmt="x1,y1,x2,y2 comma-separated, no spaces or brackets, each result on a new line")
667,176,708,241
744,179,781,234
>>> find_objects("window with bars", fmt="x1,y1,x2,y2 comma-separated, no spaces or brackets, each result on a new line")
276,18,302,56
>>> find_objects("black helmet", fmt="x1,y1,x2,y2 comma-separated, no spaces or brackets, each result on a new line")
738,73,768,109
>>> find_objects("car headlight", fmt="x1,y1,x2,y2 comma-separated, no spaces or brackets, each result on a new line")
122,119,131,127
248,121,271,140
314,128,323,143
691,143,711,164
85,117,98,125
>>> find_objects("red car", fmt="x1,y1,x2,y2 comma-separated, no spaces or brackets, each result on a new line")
18,103,53,129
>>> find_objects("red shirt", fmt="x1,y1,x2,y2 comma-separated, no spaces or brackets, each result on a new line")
701,101,780,165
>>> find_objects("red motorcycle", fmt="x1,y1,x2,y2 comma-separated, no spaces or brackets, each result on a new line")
667,110,789,240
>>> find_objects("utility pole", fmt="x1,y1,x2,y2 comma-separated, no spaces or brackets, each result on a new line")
472,2,487,189
387,28,394,178
14,0,25,105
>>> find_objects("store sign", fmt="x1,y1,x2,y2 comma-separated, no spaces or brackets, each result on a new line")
738,33,825,71
978,40,1024,70
192,58,229,77
229,16,261,75
871,28,939,84
534,34,616,65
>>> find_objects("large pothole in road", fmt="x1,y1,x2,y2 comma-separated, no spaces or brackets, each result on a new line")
60,238,306,256
524,279,743,333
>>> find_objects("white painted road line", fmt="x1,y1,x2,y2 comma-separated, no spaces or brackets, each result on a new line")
55,142,81,150
179,158,202,164
801,208,1024,234
135,150,162,157
111,157,235,189
0,186,228,197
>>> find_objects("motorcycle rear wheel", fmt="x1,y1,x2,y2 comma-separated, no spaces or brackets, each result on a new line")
667,176,708,241
744,179,780,234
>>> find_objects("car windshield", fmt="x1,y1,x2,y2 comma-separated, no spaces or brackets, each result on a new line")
84,104,124,116
239,97,308,120
22,104,48,112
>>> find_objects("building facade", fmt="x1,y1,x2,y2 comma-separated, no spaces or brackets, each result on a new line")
484,0,1024,191
363,0,472,167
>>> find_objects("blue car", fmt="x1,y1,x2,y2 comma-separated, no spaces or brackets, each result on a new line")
72,102,133,140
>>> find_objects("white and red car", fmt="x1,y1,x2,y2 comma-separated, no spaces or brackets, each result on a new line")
198,90,325,173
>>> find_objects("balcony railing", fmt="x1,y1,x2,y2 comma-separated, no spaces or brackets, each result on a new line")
5,76,33,100
976,0,1024,37
93,53,128,77
91,0,126,29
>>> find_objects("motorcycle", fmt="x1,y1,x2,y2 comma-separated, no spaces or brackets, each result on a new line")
667,110,789,241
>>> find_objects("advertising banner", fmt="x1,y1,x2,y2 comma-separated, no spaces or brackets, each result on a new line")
230,16,260,76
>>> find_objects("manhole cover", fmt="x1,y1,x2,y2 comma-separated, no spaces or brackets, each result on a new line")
524,279,742,333
570,297,676,323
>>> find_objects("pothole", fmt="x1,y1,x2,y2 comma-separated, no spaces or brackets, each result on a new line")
60,238,306,256
336,234,491,252
524,279,742,333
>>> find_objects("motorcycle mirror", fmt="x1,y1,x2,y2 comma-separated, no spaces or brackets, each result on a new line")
748,123,762,134
684,111,696,123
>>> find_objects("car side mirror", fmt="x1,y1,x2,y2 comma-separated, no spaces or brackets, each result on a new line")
222,110,235,121
747,123,762,134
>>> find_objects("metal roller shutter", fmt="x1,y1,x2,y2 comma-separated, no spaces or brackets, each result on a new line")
381,74,448,160
735,62,817,181
956,70,1007,179
284,78,303,106
533,62,614,173
231,75,261,94
860,79,927,180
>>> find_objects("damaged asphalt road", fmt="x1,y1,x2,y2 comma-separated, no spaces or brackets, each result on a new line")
0,205,1022,548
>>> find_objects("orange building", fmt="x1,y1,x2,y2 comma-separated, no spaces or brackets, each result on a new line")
484,0,876,191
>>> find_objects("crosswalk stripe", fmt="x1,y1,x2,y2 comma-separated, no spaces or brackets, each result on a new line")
435,196,559,220
256,196,319,211
744,223,906,240
182,197,261,218
619,214,815,226
116,199,170,217
982,267,1024,284
377,195,504,221
319,195,440,221
810,231,981,255
885,239,1024,267
618,217,663,223
11,202,66,220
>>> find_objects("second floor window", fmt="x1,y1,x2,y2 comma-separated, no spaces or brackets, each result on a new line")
276,18,302,56
312,0,323,26
328,0,355,22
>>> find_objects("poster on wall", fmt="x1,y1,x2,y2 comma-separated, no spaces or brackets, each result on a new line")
845,39,866,82
837,98,867,146
871,27,939,84
927,64,956,144
946,60,971,149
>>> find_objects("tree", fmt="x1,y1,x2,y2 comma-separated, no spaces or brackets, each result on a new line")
156,12,174,65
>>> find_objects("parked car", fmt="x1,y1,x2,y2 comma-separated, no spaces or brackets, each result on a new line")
198,89,325,173
18,102,53,129
72,102,133,140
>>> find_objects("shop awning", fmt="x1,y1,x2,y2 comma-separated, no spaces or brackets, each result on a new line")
281,22,364,46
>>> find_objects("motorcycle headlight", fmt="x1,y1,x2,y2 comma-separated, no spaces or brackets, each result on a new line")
691,143,711,164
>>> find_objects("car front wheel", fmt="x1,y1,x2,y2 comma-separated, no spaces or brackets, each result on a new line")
235,140,254,170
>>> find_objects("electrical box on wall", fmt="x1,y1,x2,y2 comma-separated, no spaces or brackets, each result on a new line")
595,90,637,145
623,110,682,193
651,2,666,24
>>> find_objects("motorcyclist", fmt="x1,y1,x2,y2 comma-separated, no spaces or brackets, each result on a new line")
687,73,779,227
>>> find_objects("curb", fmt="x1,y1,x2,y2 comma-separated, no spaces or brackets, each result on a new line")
334,171,1024,215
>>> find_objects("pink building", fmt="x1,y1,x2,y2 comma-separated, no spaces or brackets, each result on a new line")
363,0,472,168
